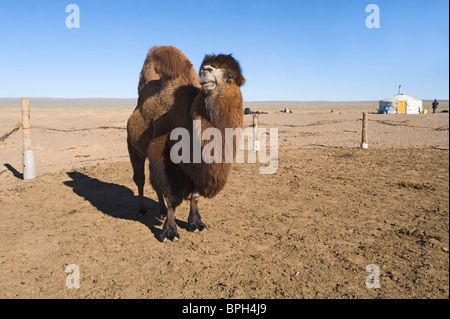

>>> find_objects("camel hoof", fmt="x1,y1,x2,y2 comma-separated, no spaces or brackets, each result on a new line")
159,228,180,243
187,222,207,233
161,236,179,243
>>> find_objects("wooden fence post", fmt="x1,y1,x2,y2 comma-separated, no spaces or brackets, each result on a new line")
361,112,368,149
21,98,36,180
253,114,260,151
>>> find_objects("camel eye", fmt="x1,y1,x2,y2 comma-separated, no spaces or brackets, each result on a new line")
226,73,233,82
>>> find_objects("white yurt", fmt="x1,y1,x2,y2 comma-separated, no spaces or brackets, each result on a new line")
378,93,423,114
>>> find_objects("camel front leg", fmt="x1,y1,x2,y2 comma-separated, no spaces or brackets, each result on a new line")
187,192,207,232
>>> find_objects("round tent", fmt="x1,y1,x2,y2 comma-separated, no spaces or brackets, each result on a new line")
378,94,423,114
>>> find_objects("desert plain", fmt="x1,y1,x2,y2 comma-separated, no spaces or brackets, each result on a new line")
0,99,448,298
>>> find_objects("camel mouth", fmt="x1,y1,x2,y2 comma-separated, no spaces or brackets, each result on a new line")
201,82,216,93
200,81,216,86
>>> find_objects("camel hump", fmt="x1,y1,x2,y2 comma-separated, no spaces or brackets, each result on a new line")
138,46,195,93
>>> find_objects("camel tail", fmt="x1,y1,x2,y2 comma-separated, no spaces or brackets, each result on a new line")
138,46,195,94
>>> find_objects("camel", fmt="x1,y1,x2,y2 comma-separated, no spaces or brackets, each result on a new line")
127,46,245,242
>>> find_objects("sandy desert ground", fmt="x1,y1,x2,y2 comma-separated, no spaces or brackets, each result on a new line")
0,100,448,299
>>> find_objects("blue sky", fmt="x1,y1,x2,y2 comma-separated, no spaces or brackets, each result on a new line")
0,0,448,101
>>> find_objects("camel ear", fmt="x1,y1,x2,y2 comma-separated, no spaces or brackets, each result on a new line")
236,75,246,87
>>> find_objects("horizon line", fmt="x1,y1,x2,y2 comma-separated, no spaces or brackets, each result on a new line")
0,97,448,102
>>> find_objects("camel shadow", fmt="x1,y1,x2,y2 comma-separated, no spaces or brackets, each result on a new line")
63,171,187,241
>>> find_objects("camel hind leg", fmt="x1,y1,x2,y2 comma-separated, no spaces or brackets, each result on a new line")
127,139,146,215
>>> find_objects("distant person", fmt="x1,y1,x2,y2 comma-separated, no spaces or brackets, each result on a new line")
432,99,439,114
383,105,389,114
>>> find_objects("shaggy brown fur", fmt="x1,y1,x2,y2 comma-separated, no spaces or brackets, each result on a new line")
127,46,245,242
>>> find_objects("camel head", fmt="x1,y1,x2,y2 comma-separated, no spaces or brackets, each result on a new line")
199,54,246,96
